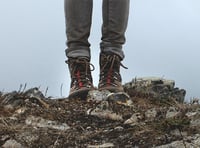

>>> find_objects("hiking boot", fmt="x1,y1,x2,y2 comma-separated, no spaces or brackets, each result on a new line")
98,53,127,92
66,57,94,98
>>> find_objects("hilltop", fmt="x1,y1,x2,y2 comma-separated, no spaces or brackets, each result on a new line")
0,77,200,147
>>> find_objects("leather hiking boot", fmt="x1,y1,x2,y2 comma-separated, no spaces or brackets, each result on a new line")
98,53,127,92
66,57,94,99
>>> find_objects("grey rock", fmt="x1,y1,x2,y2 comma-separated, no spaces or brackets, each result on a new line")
166,107,179,118
88,90,132,107
87,142,115,148
155,134,200,148
190,98,200,104
124,113,143,126
186,112,200,127
190,118,200,127
87,90,111,101
145,108,157,121
186,112,198,118
88,108,123,121
2,139,24,148
87,91,132,121
107,92,132,106
1,91,23,108
24,87,45,99
25,116,70,131
170,129,187,137
1,91,18,104
24,88,49,108
114,126,124,131
17,131,39,146
0,88,47,109
124,77,186,102
87,101,123,121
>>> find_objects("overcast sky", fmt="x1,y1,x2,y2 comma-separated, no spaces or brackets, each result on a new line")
0,0,199,100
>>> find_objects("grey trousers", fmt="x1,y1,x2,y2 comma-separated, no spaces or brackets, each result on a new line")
64,0,130,60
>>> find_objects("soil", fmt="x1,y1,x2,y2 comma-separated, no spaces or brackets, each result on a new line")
0,88,199,148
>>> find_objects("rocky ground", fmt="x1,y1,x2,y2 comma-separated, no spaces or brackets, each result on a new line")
0,77,200,148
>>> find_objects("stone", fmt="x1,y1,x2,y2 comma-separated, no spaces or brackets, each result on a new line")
17,132,39,146
87,143,115,148
190,118,200,127
145,108,157,121
87,91,132,121
107,92,132,106
123,77,186,102
24,87,45,99
166,107,179,118
87,90,131,106
25,116,70,131
1,91,18,105
170,129,187,137
155,134,200,148
88,108,123,121
87,101,123,121
2,139,24,148
87,90,111,102
124,113,143,126
114,126,124,131
1,91,24,108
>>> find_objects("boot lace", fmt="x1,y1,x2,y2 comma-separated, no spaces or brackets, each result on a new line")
66,58,94,89
99,54,127,87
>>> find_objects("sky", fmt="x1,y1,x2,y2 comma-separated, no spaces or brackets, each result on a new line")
0,0,200,100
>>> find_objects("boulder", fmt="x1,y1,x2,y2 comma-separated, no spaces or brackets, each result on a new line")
124,77,186,102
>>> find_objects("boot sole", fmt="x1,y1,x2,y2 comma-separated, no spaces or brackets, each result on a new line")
98,86,124,93
68,87,93,99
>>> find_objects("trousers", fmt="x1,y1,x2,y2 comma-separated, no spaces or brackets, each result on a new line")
64,0,130,60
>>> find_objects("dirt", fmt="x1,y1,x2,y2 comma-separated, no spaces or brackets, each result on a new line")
0,88,199,147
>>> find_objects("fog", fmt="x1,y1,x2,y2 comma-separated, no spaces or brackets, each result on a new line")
0,0,199,100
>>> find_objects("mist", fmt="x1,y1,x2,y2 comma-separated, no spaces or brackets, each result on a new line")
0,0,199,100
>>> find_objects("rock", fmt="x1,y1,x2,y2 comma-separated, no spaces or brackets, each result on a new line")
17,131,39,146
14,107,26,114
185,110,200,128
24,87,45,99
190,98,200,104
186,111,197,118
87,90,131,106
87,90,111,101
1,91,24,108
1,91,18,105
25,116,70,131
166,107,179,118
88,108,123,121
155,134,200,148
124,113,143,126
87,91,132,121
170,129,187,137
87,143,115,148
124,77,186,102
2,139,24,148
0,78,200,147
114,126,124,131
87,101,123,121
107,92,132,106
0,88,48,109
145,108,157,121
23,88,49,108
190,117,200,127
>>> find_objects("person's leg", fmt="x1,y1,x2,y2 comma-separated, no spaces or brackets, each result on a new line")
101,0,129,60
99,0,130,92
64,0,94,98
64,0,93,59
